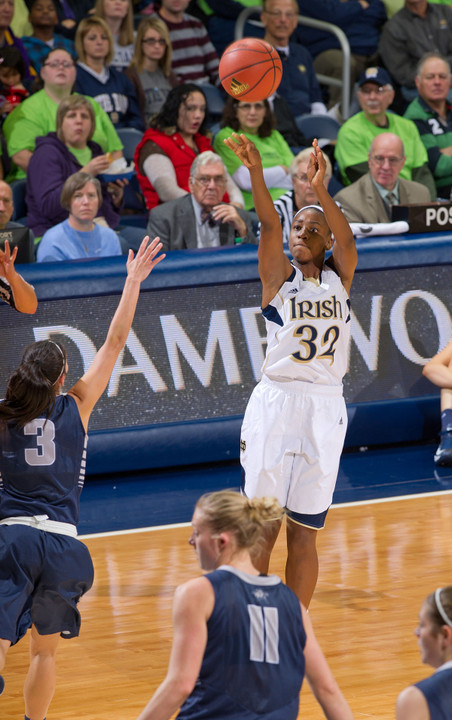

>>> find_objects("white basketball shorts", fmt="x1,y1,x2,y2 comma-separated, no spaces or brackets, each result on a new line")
240,375,347,529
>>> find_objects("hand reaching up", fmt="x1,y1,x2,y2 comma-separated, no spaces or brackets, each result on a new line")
0,239,18,280
126,235,165,283
307,138,327,194
223,132,262,171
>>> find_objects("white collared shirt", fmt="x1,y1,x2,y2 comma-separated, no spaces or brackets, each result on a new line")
191,196,221,248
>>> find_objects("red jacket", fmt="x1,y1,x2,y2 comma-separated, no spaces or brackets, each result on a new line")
134,128,214,210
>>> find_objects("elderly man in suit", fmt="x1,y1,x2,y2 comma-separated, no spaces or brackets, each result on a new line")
334,132,431,223
147,151,256,252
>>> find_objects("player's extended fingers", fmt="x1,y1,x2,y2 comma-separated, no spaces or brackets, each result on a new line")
3,238,11,261
146,236,164,256
223,136,241,153
135,235,152,257
224,132,248,152
314,142,325,169
142,237,164,266
10,245,18,263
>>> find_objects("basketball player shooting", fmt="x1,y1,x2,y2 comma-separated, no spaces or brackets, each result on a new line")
224,133,357,607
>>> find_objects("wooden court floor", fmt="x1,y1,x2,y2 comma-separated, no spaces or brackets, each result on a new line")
2,491,452,720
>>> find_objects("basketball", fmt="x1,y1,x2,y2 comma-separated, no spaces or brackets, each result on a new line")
219,38,283,102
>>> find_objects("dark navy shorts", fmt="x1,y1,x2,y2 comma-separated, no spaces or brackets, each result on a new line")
0,524,94,645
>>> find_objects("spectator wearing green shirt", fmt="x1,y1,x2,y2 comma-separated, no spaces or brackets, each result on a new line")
405,52,452,199
3,47,124,182
213,96,294,211
334,66,436,199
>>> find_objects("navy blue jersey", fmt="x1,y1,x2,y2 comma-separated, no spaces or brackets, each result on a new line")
74,63,144,131
415,666,452,720
0,276,14,308
177,566,306,720
0,394,87,525
277,43,323,117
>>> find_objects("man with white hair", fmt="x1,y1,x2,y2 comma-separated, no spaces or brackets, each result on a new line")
379,0,452,97
334,132,430,222
405,52,452,199
147,151,256,251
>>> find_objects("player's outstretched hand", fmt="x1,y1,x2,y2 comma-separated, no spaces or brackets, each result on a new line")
126,235,165,283
224,132,262,171
307,138,326,192
0,239,18,279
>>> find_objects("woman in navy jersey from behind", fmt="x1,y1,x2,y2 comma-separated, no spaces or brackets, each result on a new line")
0,235,165,719
396,586,452,720
136,490,354,720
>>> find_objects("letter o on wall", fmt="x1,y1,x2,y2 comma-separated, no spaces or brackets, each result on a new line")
389,290,452,363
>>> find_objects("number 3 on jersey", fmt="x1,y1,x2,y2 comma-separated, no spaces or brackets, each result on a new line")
24,418,56,466
291,324,340,365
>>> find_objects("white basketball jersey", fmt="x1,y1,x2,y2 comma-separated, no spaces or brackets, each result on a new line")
261,263,351,386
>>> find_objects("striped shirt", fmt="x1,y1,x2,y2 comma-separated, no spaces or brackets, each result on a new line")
156,11,219,86
264,189,297,246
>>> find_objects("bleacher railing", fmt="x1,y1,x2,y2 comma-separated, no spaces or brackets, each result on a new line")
234,6,351,119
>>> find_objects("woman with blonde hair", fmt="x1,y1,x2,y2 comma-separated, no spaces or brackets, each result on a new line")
136,490,354,720
74,16,143,131
94,0,135,70
396,586,452,720
26,94,123,239
126,16,178,125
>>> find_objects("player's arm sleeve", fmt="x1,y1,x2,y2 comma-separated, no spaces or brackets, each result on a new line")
0,276,14,308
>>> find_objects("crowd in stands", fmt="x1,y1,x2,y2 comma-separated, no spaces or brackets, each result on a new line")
1,0,452,265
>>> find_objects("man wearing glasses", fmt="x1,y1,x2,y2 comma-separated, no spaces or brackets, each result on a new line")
405,53,452,200
147,151,256,251
335,66,436,199
260,0,326,118
334,132,430,223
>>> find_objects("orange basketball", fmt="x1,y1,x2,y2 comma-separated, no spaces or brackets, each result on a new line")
219,38,283,102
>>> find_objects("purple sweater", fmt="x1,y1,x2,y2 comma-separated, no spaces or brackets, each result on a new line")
26,132,120,236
